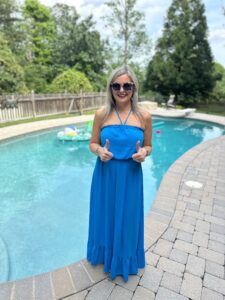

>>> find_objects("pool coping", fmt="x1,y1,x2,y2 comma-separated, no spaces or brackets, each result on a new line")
0,111,225,299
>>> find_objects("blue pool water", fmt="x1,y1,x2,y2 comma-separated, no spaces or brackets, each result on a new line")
0,117,224,282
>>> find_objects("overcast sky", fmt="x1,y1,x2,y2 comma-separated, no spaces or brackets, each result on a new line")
37,0,225,67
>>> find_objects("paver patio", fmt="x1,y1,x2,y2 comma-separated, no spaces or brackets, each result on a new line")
0,109,225,300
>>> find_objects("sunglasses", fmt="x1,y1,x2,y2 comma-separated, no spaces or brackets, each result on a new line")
110,82,134,91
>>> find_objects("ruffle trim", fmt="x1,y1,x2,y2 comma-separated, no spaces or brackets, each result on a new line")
87,243,145,282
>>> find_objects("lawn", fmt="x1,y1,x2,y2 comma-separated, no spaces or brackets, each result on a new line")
0,110,96,128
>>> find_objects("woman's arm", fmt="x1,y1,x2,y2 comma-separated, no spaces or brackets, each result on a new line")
142,111,152,156
132,110,152,162
89,108,113,161
89,108,103,155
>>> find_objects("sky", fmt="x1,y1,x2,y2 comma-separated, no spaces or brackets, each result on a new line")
37,0,225,67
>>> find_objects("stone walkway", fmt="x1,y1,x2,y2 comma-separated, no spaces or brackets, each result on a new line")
0,111,225,300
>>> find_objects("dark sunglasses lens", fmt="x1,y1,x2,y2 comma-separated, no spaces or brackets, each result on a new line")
123,83,133,91
111,83,133,91
111,83,121,90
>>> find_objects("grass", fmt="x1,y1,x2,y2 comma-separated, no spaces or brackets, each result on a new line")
0,110,96,128
158,102,225,117
195,103,225,117
196,109,225,117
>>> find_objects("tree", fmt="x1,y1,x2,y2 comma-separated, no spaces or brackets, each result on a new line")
48,69,93,94
210,63,225,103
0,0,18,43
0,34,27,94
23,64,50,93
104,0,151,66
0,0,26,56
51,4,107,90
144,0,215,106
22,0,55,66
21,0,56,92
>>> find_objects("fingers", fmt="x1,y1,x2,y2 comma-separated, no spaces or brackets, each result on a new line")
101,150,113,161
104,139,109,150
101,139,113,161
136,140,141,152
132,146,146,163
132,153,145,163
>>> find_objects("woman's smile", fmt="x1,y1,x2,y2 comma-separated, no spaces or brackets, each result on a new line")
117,93,128,99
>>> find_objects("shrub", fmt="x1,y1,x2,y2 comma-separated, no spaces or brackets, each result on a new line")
48,68,93,93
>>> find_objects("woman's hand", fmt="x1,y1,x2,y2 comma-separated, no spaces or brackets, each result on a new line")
132,141,147,163
98,139,113,162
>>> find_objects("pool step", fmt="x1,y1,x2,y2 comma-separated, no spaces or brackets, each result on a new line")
175,121,195,131
0,236,9,282
152,121,165,128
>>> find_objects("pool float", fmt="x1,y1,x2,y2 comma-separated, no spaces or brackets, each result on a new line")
57,124,92,141
86,120,93,133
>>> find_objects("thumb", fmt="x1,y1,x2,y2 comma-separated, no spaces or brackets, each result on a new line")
104,139,109,150
136,140,141,152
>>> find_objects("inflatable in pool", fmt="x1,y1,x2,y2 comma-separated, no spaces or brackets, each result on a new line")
57,123,93,141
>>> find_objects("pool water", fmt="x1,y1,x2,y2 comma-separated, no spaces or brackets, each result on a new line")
0,117,224,282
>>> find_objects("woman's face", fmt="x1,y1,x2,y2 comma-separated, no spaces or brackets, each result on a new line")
111,74,134,105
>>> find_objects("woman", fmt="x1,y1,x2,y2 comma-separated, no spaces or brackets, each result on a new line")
86,65,152,282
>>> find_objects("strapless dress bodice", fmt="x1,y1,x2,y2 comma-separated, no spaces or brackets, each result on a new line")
100,124,144,160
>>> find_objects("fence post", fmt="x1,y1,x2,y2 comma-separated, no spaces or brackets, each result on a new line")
31,90,36,118
67,96,74,115
64,90,67,114
80,90,83,115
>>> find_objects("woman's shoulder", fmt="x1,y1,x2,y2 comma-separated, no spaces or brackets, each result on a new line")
138,107,152,121
94,106,108,126
95,106,106,119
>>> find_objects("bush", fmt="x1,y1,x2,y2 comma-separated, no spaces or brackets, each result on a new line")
48,68,93,93
24,64,50,93
0,33,28,94
140,90,165,103
209,63,225,103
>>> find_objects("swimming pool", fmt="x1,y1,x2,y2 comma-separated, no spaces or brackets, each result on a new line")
0,117,224,282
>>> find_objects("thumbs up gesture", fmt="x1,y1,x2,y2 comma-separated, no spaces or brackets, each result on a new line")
99,139,113,162
132,140,147,163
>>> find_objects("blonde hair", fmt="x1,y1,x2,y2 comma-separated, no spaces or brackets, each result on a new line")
103,65,143,121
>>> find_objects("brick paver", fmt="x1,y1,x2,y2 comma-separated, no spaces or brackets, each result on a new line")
0,112,225,299
180,272,202,300
185,255,205,277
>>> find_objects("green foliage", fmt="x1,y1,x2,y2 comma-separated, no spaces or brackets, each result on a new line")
0,0,27,62
48,69,93,93
210,63,225,103
51,4,107,90
144,0,215,106
0,0,108,94
104,0,151,66
0,34,27,94
0,0,19,49
23,64,50,93
0,0,17,26
128,63,147,95
23,0,56,65
22,0,56,91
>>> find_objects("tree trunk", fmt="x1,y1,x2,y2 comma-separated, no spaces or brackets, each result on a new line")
124,0,128,65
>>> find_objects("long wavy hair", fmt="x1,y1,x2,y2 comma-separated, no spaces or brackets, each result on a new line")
103,65,143,121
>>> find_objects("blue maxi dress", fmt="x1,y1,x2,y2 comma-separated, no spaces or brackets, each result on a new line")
87,109,145,282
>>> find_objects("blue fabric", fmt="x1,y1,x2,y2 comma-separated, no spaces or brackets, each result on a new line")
86,124,146,282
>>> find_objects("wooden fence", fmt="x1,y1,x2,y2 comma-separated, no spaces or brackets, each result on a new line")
0,92,106,123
